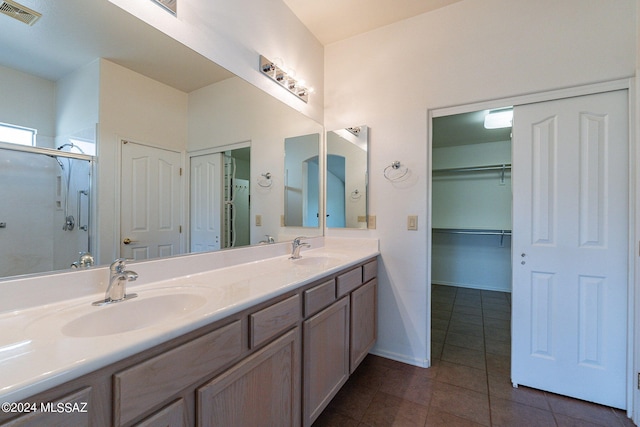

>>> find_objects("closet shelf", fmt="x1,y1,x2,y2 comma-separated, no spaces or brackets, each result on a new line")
433,228,512,245
432,228,511,236
432,163,511,174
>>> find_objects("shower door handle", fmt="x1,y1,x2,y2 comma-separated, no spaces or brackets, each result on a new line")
123,237,137,245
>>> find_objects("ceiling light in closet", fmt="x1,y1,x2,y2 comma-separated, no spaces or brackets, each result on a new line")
483,109,513,129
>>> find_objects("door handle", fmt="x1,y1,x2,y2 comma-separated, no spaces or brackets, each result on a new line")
123,237,137,245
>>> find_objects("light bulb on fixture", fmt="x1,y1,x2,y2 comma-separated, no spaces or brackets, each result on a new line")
484,109,513,129
259,55,310,103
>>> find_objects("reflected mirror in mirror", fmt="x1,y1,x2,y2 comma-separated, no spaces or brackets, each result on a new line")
0,0,322,280
284,133,320,228
326,126,369,229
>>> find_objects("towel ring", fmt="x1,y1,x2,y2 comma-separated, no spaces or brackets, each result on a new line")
384,161,409,181
257,172,272,188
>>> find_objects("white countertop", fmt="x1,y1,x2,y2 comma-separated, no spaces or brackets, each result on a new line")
0,238,379,403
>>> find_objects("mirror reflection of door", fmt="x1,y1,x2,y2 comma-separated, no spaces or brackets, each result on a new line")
284,133,320,227
120,140,182,260
190,153,222,252
190,146,250,252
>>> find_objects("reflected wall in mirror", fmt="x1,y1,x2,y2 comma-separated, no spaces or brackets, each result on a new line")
284,133,321,228
326,126,369,229
0,0,322,280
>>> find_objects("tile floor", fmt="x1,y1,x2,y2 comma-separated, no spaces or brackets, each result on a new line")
313,285,634,427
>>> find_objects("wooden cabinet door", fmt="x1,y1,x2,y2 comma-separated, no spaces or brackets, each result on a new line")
197,328,300,427
302,297,350,427
350,279,377,373
134,399,187,427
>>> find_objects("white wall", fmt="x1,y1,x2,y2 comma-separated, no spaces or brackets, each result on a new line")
107,0,324,124
325,0,637,366
97,59,189,263
0,65,55,147
55,59,100,152
188,76,323,244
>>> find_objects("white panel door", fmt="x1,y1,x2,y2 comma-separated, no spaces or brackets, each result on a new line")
190,153,222,252
512,90,628,409
121,141,182,260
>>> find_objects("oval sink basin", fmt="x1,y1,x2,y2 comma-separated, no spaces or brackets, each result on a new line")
289,255,345,266
61,293,207,338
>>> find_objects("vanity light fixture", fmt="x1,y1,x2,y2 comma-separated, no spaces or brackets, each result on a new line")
151,0,177,15
483,109,513,129
260,55,310,103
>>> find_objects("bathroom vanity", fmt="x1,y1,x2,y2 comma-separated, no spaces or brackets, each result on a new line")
0,239,378,427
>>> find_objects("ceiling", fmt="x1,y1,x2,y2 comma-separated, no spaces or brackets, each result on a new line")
282,0,464,45
0,0,233,92
432,110,512,148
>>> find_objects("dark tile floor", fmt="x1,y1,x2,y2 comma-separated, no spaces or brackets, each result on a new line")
313,285,634,427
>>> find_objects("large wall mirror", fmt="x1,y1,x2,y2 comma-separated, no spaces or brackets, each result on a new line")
284,133,321,228
0,0,322,280
326,126,369,229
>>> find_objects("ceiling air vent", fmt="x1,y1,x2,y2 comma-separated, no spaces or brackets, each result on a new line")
0,0,41,26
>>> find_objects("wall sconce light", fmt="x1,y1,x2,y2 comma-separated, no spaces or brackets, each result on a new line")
260,55,310,103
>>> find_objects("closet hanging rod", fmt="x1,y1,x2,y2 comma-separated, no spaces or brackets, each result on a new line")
432,228,512,236
432,163,511,174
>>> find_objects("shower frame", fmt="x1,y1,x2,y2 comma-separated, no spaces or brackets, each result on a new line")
0,140,96,261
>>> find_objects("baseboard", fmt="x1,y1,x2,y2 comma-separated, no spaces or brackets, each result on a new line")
368,348,429,368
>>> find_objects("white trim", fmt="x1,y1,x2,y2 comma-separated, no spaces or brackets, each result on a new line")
427,79,635,418
187,140,251,156
431,78,631,118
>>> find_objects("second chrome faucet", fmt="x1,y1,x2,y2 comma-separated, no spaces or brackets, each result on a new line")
290,236,311,259
92,258,138,306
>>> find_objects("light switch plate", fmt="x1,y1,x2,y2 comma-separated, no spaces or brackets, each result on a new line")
255,214,262,227
280,215,285,227
407,215,418,231
368,215,376,229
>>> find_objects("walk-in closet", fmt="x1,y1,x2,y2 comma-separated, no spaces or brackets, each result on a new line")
431,109,513,293
430,107,514,368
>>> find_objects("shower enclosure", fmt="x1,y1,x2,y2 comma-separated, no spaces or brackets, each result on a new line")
0,143,93,278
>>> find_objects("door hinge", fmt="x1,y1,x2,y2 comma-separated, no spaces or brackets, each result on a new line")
179,167,183,176
637,372,640,389
179,225,182,233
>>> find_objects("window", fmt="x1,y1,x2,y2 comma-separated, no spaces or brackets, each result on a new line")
0,123,37,146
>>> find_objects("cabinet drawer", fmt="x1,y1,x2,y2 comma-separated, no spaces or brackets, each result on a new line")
336,267,363,297
134,399,187,427
304,279,336,317
250,294,301,348
363,258,378,283
114,320,243,426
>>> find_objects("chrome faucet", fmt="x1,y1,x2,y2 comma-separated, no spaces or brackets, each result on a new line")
290,236,311,259
92,258,138,306
71,251,94,269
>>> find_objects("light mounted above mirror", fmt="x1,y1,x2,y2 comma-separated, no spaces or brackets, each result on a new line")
260,55,310,103
326,125,369,229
